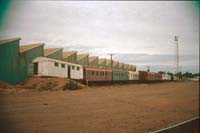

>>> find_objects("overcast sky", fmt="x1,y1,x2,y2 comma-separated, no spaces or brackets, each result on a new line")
0,1,199,73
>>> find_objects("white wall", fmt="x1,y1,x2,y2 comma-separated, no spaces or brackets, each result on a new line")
38,61,68,78
162,74,171,80
129,71,139,80
70,65,83,79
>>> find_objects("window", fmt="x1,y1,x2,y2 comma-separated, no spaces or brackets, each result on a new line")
102,72,104,76
55,62,59,67
72,65,75,70
61,64,65,68
92,71,94,76
77,66,80,71
96,71,99,76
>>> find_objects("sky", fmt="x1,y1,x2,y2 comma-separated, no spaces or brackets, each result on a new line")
0,1,199,73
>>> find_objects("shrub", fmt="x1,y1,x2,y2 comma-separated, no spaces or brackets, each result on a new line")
63,81,81,90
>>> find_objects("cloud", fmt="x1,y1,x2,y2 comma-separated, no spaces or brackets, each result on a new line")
0,1,199,73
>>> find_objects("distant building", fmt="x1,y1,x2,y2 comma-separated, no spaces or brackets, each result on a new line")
62,51,77,64
77,54,89,66
44,48,63,60
112,61,119,69
119,62,124,70
20,43,44,76
98,58,106,68
0,38,26,84
106,59,111,69
89,56,98,67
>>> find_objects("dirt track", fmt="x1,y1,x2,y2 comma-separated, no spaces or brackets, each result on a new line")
0,81,199,133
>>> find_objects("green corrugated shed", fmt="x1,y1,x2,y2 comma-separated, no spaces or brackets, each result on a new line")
98,58,106,68
113,61,119,69
119,62,124,70
44,48,63,60
106,59,111,69
89,56,98,67
0,38,27,84
62,51,77,63
20,43,44,76
77,54,89,66
112,70,129,81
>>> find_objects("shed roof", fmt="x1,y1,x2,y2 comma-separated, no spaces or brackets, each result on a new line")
0,37,21,45
98,58,106,64
106,59,111,65
63,51,77,59
113,61,119,66
89,56,98,63
20,43,44,53
119,62,124,67
44,48,63,56
77,54,89,61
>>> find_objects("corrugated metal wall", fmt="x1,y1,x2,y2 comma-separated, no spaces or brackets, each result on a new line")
0,40,27,84
63,54,77,64
20,46,44,76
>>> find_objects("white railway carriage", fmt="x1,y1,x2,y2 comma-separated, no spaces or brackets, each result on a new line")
128,71,139,80
32,57,83,79
162,73,171,80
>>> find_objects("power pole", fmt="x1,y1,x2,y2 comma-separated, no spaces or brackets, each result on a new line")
108,53,114,69
108,53,114,82
174,36,179,80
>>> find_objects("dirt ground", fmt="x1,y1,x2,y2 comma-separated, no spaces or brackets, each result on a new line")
0,81,199,133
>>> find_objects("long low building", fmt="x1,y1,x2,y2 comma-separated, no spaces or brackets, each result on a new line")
33,57,83,80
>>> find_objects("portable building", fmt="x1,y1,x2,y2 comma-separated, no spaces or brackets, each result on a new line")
112,61,119,69
0,37,26,84
128,71,139,80
20,43,44,76
33,57,83,79
44,48,63,60
98,58,106,68
62,51,77,64
112,70,129,81
89,56,99,67
77,54,89,66
84,66,112,81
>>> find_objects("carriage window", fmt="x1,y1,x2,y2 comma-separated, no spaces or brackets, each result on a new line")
55,62,59,67
72,66,75,70
77,66,80,71
61,64,65,68
102,72,104,76
96,71,99,76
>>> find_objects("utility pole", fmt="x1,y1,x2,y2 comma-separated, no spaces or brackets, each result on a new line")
174,36,179,80
108,53,114,69
108,53,114,82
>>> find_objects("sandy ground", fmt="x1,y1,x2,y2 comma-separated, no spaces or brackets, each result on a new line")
0,81,199,133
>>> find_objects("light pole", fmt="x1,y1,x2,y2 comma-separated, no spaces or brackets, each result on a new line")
174,36,179,80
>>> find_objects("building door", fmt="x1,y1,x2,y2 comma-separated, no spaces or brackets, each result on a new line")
68,65,71,79
33,63,38,75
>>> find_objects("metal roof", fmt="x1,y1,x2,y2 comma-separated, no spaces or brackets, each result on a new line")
98,58,106,64
20,43,44,53
77,54,89,61
0,37,21,45
44,48,63,56
89,56,98,63
62,51,77,59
